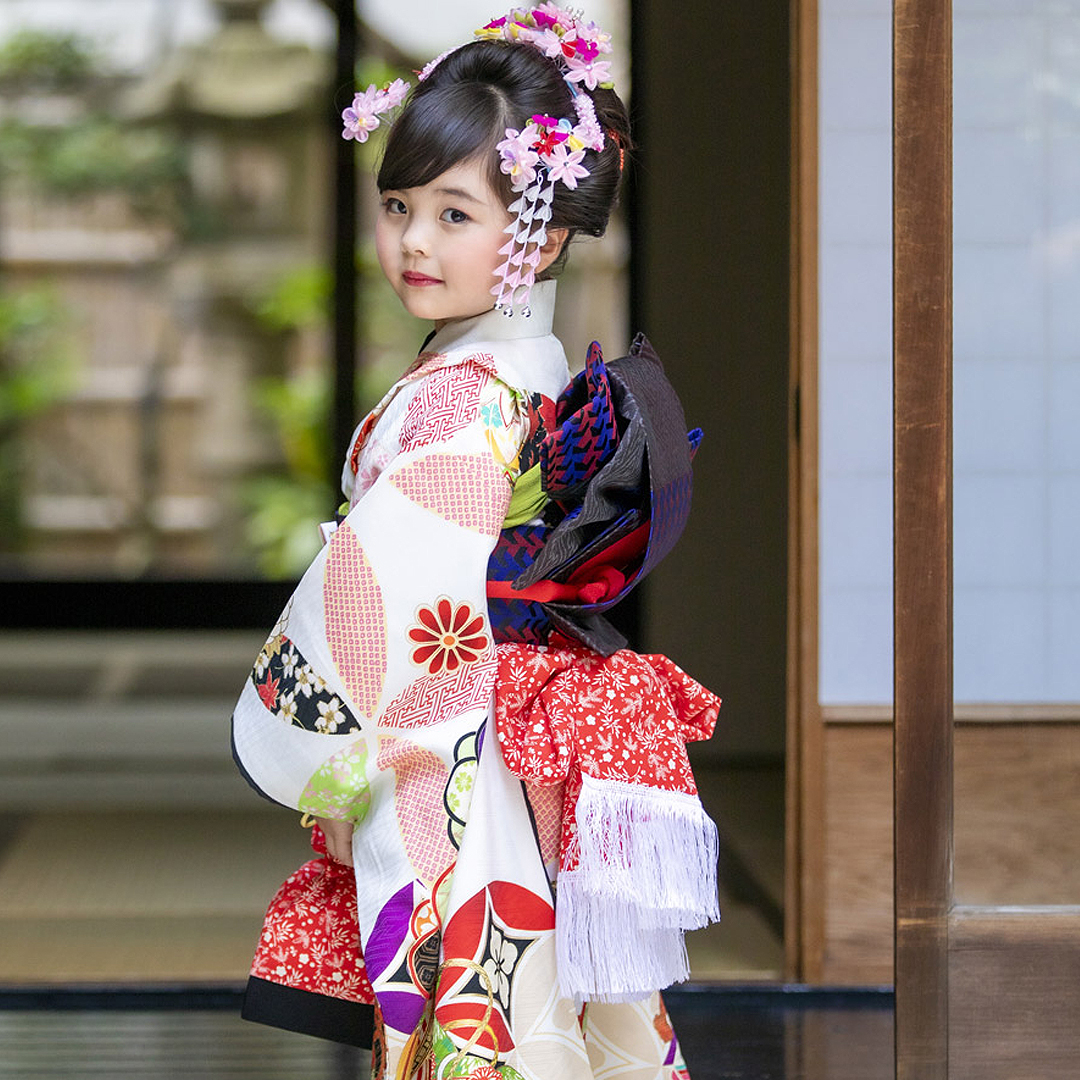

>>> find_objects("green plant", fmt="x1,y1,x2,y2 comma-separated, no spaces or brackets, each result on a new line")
240,371,333,579
238,268,334,578
0,116,184,203
0,30,96,90
252,265,332,333
0,288,75,546
0,30,184,209
42,120,183,195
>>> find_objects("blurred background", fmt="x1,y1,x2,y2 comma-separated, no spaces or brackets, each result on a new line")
0,0,627,584
1,0,1078,1076
0,0,784,995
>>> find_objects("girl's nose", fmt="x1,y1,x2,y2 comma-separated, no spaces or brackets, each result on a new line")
400,219,430,256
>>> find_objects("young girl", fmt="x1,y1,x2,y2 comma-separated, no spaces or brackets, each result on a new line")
232,9,721,1079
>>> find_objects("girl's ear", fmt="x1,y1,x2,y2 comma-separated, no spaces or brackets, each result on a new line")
536,228,569,274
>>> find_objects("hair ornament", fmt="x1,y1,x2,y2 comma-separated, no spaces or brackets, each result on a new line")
608,127,626,172
490,103,596,314
471,5,615,92
344,6,619,318
341,78,410,143
416,46,465,82
469,6,616,315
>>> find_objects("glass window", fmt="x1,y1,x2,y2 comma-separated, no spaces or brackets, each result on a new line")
953,0,1080,702
818,0,893,704
820,0,1080,704
0,0,336,582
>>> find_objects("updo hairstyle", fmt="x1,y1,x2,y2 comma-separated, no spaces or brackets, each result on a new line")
376,40,631,273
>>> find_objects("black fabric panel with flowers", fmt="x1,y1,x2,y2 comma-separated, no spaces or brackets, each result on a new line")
251,634,361,734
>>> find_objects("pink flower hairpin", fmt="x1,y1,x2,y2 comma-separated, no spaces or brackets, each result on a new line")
341,78,410,143
490,96,605,315
343,6,620,317
465,8,615,314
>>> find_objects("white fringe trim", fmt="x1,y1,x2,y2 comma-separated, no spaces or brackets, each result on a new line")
556,878,690,1003
555,774,721,1002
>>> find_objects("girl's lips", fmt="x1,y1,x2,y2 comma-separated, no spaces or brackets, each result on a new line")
402,271,442,286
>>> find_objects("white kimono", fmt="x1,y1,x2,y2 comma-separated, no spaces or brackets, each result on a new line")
233,282,698,1080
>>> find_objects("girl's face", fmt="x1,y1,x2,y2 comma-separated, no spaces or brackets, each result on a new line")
376,157,512,328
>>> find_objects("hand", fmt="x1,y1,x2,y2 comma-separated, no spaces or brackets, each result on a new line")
317,817,355,866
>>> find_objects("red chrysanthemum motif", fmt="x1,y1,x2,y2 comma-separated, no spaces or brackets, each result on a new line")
470,1068,501,1080
408,597,489,675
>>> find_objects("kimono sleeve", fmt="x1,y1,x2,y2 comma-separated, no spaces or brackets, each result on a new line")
231,366,528,816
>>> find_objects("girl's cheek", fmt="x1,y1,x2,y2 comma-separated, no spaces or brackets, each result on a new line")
374,219,396,279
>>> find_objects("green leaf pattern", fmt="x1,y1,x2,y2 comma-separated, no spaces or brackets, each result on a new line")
430,1019,525,1080
299,740,371,822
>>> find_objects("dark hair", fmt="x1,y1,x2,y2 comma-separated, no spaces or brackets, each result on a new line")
376,40,630,272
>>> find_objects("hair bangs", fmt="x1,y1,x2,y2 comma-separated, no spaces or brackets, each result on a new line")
377,82,506,194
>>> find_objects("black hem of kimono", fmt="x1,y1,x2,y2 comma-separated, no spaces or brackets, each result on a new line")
241,976,375,1048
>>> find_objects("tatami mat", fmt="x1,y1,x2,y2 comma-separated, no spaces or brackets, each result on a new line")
0,806,782,984
0,631,784,986
0,810,312,983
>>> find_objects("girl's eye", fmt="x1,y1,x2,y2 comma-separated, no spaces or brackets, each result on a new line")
383,197,406,215
441,208,470,224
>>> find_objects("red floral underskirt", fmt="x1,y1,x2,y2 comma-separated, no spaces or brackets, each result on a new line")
249,824,375,1005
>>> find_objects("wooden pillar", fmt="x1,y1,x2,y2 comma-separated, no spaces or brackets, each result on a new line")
331,0,359,488
893,1,953,1075
788,0,823,984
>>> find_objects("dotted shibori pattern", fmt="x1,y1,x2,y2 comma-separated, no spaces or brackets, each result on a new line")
381,654,498,730
495,644,722,872
323,523,386,719
376,735,457,887
495,645,720,794
399,364,489,452
389,454,509,537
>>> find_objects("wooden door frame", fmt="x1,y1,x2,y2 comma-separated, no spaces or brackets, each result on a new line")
788,8,955,1039
786,0,824,984
892,0,953,1073
795,11,1079,1073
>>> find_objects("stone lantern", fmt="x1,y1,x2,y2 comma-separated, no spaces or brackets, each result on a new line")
127,0,330,238
122,0,332,567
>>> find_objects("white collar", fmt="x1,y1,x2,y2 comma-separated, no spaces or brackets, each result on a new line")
424,280,558,355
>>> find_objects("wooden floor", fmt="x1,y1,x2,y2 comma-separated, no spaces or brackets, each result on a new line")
0,989,895,1080
0,802,781,985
